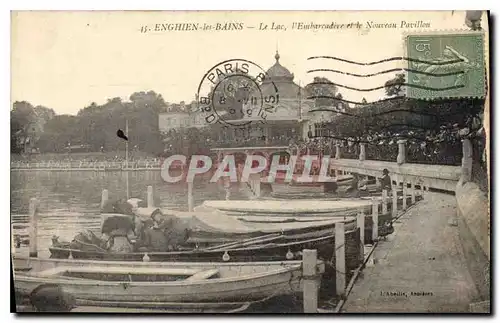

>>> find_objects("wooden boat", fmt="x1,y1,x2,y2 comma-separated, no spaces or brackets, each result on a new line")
48,232,345,262
157,210,357,244
199,199,374,217
47,207,360,261
199,193,423,218
47,204,360,261
14,258,324,312
264,174,353,196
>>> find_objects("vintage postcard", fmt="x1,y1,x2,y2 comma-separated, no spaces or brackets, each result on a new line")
10,10,490,313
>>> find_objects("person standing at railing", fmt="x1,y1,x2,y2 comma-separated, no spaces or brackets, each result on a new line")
379,168,392,191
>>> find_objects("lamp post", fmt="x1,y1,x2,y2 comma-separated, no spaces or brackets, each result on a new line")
125,119,130,199
125,119,129,169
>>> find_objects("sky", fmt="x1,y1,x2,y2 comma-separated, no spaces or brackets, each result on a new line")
11,11,487,115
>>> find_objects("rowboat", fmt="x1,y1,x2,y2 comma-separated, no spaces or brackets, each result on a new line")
14,258,324,312
48,231,347,262
199,199,374,217
47,206,361,261
198,193,423,218
264,174,353,196
149,209,357,243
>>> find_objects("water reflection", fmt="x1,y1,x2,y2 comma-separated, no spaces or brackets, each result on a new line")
11,170,242,252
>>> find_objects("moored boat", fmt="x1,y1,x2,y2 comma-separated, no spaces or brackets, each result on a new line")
48,232,344,262
199,199,374,217
14,258,324,311
154,209,357,243
47,207,359,261
198,193,423,218
264,174,353,196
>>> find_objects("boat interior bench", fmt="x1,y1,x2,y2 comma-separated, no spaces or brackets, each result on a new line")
35,266,220,282
185,269,220,281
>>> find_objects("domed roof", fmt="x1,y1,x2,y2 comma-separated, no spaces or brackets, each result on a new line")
265,51,294,82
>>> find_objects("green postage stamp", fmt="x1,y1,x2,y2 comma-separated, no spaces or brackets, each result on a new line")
406,32,486,99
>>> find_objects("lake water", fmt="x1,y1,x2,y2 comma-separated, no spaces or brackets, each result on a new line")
10,170,251,254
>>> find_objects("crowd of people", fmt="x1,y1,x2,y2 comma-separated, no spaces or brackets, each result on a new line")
213,134,295,149
282,120,486,168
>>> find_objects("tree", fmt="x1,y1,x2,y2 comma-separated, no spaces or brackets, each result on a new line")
129,90,167,113
11,90,200,155
305,77,338,107
33,106,56,123
37,115,78,152
385,73,406,97
11,101,37,153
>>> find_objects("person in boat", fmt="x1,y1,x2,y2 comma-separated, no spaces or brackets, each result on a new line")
137,208,190,252
141,209,170,252
69,229,107,252
29,284,76,312
379,169,392,191
162,210,190,250
100,199,138,253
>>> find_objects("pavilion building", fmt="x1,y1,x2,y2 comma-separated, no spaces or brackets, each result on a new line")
159,51,342,156
212,51,330,149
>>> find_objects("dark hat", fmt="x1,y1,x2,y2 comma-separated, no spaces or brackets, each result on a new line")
382,169,389,175
151,208,163,219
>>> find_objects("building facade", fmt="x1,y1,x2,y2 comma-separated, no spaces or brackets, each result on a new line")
158,52,346,149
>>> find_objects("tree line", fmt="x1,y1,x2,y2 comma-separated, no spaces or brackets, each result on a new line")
12,74,483,156
11,91,167,155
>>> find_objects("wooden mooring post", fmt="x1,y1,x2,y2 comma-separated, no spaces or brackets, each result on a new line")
188,181,194,212
402,178,407,210
419,181,426,197
357,212,365,259
392,188,398,218
252,176,261,198
382,189,388,214
28,198,39,258
147,186,154,208
411,181,416,204
372,199,379,241
335,222,346,298
302,249,319,313
100,189,109,209
100,189,109,228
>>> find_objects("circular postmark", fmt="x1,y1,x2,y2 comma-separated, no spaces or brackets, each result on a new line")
197,59,280,127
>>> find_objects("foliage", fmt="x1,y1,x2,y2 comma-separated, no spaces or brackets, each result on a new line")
13,91,167,155
162,125,220,157
10,101,55,153
327,97,485,140
305,77,338,107
384,73,406,97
